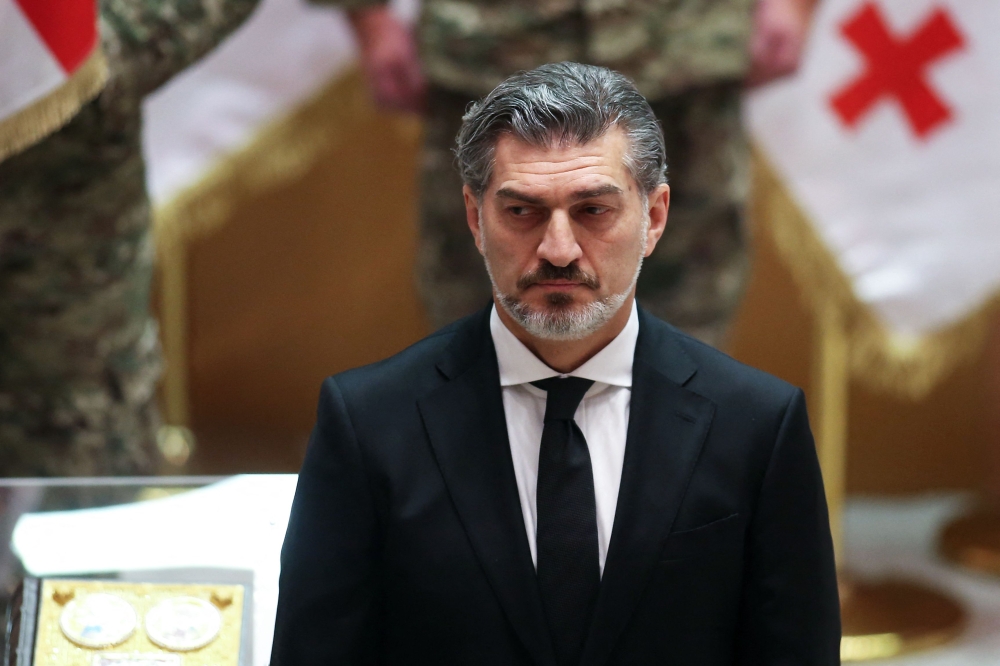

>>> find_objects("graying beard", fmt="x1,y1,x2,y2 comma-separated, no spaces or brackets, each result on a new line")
496,286,633,341
487,254,643,342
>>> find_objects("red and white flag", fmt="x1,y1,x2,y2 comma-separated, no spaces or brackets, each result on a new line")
0,0,107,162
747,0,1000,394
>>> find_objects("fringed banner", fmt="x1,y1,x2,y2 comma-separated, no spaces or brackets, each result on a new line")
753,150,998,399
152,70,393,253
0,0,107,162
747,0,1000,399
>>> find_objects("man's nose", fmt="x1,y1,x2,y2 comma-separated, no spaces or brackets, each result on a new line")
536,210,583,267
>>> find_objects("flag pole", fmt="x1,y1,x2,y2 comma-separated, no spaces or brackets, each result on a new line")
155,233,196,469
813,301,966,661
814,299,848,563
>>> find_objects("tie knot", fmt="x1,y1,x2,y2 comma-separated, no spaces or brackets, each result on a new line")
531,376,595,422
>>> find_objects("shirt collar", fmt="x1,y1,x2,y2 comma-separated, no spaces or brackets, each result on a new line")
490,300,638,389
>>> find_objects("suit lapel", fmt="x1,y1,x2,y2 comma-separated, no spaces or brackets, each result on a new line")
580,310,716,666
418,310,557,666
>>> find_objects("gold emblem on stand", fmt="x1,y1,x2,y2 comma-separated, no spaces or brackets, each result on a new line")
52,585,75,605
210,590,233,609
34,580,244,666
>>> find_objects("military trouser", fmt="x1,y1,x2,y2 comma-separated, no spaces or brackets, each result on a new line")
417,81,751,348
0,151,161,477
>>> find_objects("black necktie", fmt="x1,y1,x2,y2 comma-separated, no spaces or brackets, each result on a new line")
531,376,600,666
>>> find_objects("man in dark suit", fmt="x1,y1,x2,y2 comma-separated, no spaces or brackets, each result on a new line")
271,62,840,665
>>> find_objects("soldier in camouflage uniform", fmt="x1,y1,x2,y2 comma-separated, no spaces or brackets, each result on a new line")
338,0,814,345
0,0,259,477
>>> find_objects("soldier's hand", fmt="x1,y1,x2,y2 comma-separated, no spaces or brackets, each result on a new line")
349,6,427,114
747,0,816,87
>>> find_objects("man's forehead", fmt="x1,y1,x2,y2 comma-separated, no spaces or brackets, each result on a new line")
489,127,632,192
492,126,629,166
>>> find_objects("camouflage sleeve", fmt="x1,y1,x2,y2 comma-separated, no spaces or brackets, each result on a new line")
100,0,261,98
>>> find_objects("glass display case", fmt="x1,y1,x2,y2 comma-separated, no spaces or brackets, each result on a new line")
1,477,224,612
0,476,291,666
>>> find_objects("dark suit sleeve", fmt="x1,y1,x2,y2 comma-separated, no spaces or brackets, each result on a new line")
736,389,841,664
271,377,382,666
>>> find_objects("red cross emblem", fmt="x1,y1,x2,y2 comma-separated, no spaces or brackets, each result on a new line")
13,0,98,74
830,2,965,139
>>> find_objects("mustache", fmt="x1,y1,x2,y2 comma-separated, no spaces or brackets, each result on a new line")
516,261,600,291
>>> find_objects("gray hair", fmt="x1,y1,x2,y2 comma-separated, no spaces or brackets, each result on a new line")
455,62,668,199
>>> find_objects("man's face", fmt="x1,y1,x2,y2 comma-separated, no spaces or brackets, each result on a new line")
464,127,669,340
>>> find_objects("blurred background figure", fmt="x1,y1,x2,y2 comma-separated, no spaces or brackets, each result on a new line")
338,0,817,346
0,0,259,477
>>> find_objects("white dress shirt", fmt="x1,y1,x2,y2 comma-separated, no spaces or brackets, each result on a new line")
490,301,638,576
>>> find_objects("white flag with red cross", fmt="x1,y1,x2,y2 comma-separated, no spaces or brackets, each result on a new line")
746,0,1000,395
0,0,107,162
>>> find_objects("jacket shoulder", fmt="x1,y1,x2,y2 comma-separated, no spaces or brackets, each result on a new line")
325,309,486,411
331,324,457,401
680,334,800,411
646,313,800,411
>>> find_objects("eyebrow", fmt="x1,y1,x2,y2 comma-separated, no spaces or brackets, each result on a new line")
494,184,624,205
569,184,624,201
494,188,546,205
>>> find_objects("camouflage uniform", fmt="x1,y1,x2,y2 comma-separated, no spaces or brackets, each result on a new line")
0,0,258,477
337,0,755,346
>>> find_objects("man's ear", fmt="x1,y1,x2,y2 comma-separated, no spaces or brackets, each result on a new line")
464,185,485,255
643,183,670,258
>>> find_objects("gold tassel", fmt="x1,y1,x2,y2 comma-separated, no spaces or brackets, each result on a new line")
0,49,108,162
753,147,1000,399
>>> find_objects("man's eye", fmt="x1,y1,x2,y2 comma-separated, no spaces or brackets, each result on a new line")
582,206,609,215
508,206,534,216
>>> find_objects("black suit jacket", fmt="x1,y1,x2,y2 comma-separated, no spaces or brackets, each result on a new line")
271,306,840,665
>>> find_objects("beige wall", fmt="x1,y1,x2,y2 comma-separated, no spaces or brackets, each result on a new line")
168,76,999,494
